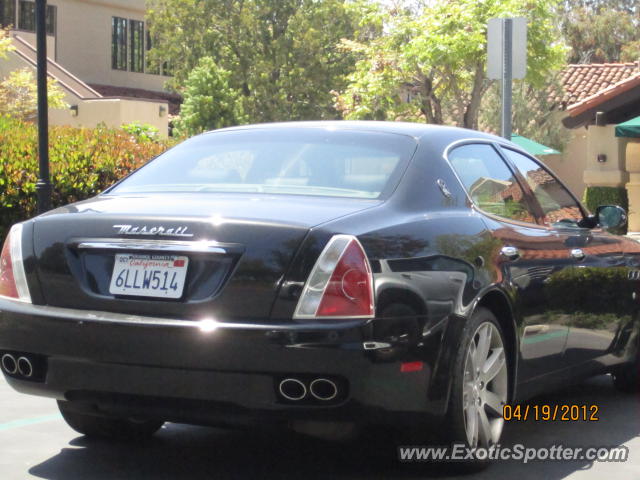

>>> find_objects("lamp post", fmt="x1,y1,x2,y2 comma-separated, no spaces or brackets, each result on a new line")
35,0,51,213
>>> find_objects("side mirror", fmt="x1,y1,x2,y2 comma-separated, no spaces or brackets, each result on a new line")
596,205,627,231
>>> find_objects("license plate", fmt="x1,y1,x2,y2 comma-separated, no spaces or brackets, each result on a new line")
109,254,189,299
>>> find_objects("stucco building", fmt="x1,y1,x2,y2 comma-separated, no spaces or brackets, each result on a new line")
0,0,179,134
551,62,640,232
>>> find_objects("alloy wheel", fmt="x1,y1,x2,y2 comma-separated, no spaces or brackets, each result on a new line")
462,321,508,447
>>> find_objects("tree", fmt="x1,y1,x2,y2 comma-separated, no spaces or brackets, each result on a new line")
0,28,13,58
560,1,640,63
479,78,570,151
335,0,566,129
146,0,362,123
0,28,67,120
0,69,67,121
174,57,247,135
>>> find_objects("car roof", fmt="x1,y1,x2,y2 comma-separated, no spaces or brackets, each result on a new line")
208,120,503,143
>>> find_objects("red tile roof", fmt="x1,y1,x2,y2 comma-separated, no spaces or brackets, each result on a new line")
557,62,640,108
565,72,640,117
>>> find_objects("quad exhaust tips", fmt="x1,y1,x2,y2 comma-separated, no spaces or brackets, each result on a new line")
1,353,17,375
1,352,41,380
277,377,340,402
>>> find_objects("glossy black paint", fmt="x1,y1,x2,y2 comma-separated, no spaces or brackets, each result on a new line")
1,121,639,432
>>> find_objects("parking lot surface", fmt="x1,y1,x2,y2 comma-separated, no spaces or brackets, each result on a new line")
0,375,638,479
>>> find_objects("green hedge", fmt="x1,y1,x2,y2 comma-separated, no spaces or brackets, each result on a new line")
583,186,628,212
0,116,174,239
582,186,628,234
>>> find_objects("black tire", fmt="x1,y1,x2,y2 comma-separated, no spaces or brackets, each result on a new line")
612,360,640,393
57,401,164,441
445,307,510,470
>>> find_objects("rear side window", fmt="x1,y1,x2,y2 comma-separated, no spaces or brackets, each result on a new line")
448,144,536,224
502,148,584,228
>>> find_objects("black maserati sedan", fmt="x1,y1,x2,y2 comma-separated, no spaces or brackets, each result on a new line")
0,121,638,457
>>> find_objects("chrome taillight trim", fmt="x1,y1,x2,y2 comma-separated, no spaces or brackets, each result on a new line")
6,223,31,303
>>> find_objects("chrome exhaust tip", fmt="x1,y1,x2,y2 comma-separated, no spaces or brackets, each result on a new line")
278,378,307,401
17,356,33,378
1,354,17,375
309,378,338,401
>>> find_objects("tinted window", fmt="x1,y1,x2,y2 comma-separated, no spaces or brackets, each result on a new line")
111,17,127,71
449,144,536,224
18,1,55,34
111,129,417,199
0,0,16,28
503,148,583,228
129,20,144,73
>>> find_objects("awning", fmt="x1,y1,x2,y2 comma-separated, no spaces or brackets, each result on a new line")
510,135,560,156
615,115,640,138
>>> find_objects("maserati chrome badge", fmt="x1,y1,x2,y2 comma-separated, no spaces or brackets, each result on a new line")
112,224,194,237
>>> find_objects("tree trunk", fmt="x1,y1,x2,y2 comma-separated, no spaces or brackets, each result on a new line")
463,61,486,130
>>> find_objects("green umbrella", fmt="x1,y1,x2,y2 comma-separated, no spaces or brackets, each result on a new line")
615,116,640,138
510,134,560,156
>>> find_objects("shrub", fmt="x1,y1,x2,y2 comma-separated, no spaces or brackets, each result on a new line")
0,116,174,239
121,122,160,143
174,57,247,136
583,186,628,212
582,186,628,234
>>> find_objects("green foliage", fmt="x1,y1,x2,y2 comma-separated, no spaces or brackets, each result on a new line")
0,116,173,238
479,77,570,152
583,186,628,213
544,266,634,316
146,0,361,123
560,1,640,63
0,68,67,121
121,122,160,143
174,57,247,135
0,28,13,58
583,186,628,234
336,0,566,129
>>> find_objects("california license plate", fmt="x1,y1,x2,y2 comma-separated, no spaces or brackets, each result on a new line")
109,254,189,299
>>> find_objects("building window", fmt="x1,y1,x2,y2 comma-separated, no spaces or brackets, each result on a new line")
0,0,16,28
18,1,55,35
129,19,144,73
111,17,127,71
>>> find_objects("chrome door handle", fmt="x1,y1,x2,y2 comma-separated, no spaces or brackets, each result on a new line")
500,246,520,261
570,248,585,261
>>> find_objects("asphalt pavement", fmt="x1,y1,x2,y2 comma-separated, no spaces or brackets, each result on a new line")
0,375,638,479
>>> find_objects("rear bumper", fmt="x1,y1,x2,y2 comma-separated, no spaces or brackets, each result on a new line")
0,298,449,428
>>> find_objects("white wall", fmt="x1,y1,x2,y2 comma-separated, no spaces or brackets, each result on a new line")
17,0,170,93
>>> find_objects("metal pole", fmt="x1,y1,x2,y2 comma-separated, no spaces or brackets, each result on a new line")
500,18,513,140
35,0,51,213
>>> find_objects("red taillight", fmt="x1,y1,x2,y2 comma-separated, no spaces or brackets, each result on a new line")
294,235,374,320
0,224,31,302
0,230,18,298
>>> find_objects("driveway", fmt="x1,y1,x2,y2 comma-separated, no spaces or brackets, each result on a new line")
0,375,637,479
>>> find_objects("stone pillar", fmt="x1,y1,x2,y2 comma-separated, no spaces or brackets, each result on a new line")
626,140,640,233
583,124,627,188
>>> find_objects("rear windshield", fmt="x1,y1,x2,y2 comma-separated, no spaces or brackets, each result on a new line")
110,128,417,199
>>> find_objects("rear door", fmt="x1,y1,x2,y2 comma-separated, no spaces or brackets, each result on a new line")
448,143,570,381
501,147,627,366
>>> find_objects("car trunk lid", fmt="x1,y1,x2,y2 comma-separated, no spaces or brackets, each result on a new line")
32,193,378,320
